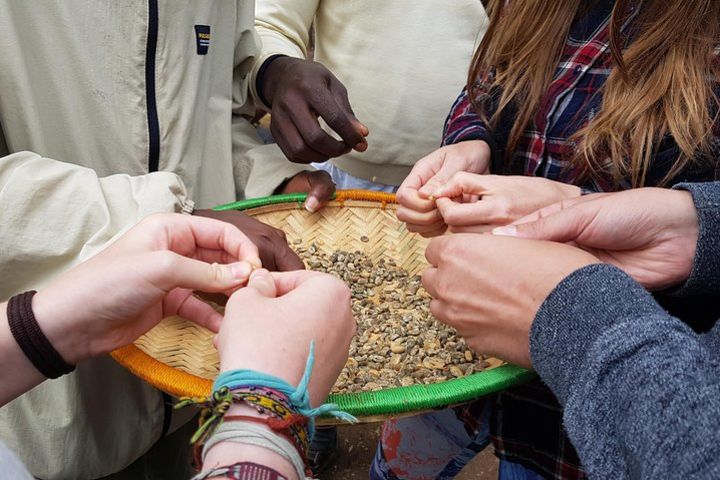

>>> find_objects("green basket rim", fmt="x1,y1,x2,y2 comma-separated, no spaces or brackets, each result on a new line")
214,192,316,211
215,191,536,417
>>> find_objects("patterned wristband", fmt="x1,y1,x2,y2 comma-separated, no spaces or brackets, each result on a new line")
193,462,288,480
7,291,75,378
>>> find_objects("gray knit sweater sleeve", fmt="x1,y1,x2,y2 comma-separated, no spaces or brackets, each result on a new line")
530,264,720,479
670,181,720,296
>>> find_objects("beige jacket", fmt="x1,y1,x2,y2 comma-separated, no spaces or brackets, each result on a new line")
0,2,266,478
246,0,488,196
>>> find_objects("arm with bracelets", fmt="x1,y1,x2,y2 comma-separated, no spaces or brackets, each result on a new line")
0,213,356,480
184,268,356,480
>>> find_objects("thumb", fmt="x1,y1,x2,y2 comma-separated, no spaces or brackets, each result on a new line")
304,171,336,213
417,157,459,198
150,252,254,292
245,268,278,297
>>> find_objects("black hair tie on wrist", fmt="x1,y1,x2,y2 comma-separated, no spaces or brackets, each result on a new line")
7,291,75,379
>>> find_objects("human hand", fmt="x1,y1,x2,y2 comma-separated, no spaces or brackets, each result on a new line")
216,269,355,407
433,174,581,233
494,188,699,290
396,141,491,237
194,209,304,271
32,214,261,365
422,234,598,367
260,57,369,164
279,170,336,213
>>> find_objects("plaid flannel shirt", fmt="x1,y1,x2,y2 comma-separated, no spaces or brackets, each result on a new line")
443,2,716,192
442,2,719,479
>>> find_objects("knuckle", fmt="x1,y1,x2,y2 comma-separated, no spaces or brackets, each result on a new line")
429,300,445,321
441,208,459,225
316,170,333,183
272,228,288,241
298,78,318,94
446,303,463,324
438,241,458,264
323,109,342,127
287,138,306,157
395,207,410,222
306,128,328,147
454,171,473,185
208,262,226,282
494,199,514,222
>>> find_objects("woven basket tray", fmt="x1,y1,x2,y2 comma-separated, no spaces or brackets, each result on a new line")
111,190,533,423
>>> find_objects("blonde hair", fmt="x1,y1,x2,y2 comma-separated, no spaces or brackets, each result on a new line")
468,0,720,187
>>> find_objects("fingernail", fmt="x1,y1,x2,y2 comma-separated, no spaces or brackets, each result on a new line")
305,197,320,213
230,261,253,280
248,269,275,296
249,268,271,282
492,225,518,237
354,142,368,152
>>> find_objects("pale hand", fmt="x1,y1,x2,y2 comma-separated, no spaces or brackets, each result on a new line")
494,188,699,290
434,173,581,233
422,234,598,368
217,269,355,407
32,213,261,365
396,141,491,237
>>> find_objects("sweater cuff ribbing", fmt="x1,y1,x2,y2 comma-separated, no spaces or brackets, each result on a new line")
669,182,720,297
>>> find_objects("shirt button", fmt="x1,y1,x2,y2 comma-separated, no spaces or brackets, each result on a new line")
574,65,583,74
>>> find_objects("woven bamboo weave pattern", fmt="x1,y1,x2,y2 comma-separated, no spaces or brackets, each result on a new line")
114,191,535,419
135,199,431,381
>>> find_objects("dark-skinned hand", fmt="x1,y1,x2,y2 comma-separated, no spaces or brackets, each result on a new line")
260,57,369,164
193,209,304,271
279,170,336,212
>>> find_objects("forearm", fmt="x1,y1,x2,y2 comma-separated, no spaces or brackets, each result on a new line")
0,302,45,406
532,265,720,478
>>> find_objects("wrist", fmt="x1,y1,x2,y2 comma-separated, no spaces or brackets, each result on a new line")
203,404,298,480
31,289,88,365
461,140,492,174
258,56,297,107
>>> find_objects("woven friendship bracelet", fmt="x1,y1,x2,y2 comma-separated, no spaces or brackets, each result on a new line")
7,291,75,379
225,387,311,456
177,386,308,472
213,341,357,437
177,385,311,465
192,461,288,480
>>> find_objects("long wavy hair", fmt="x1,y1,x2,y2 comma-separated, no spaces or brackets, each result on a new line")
468,0,720,187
